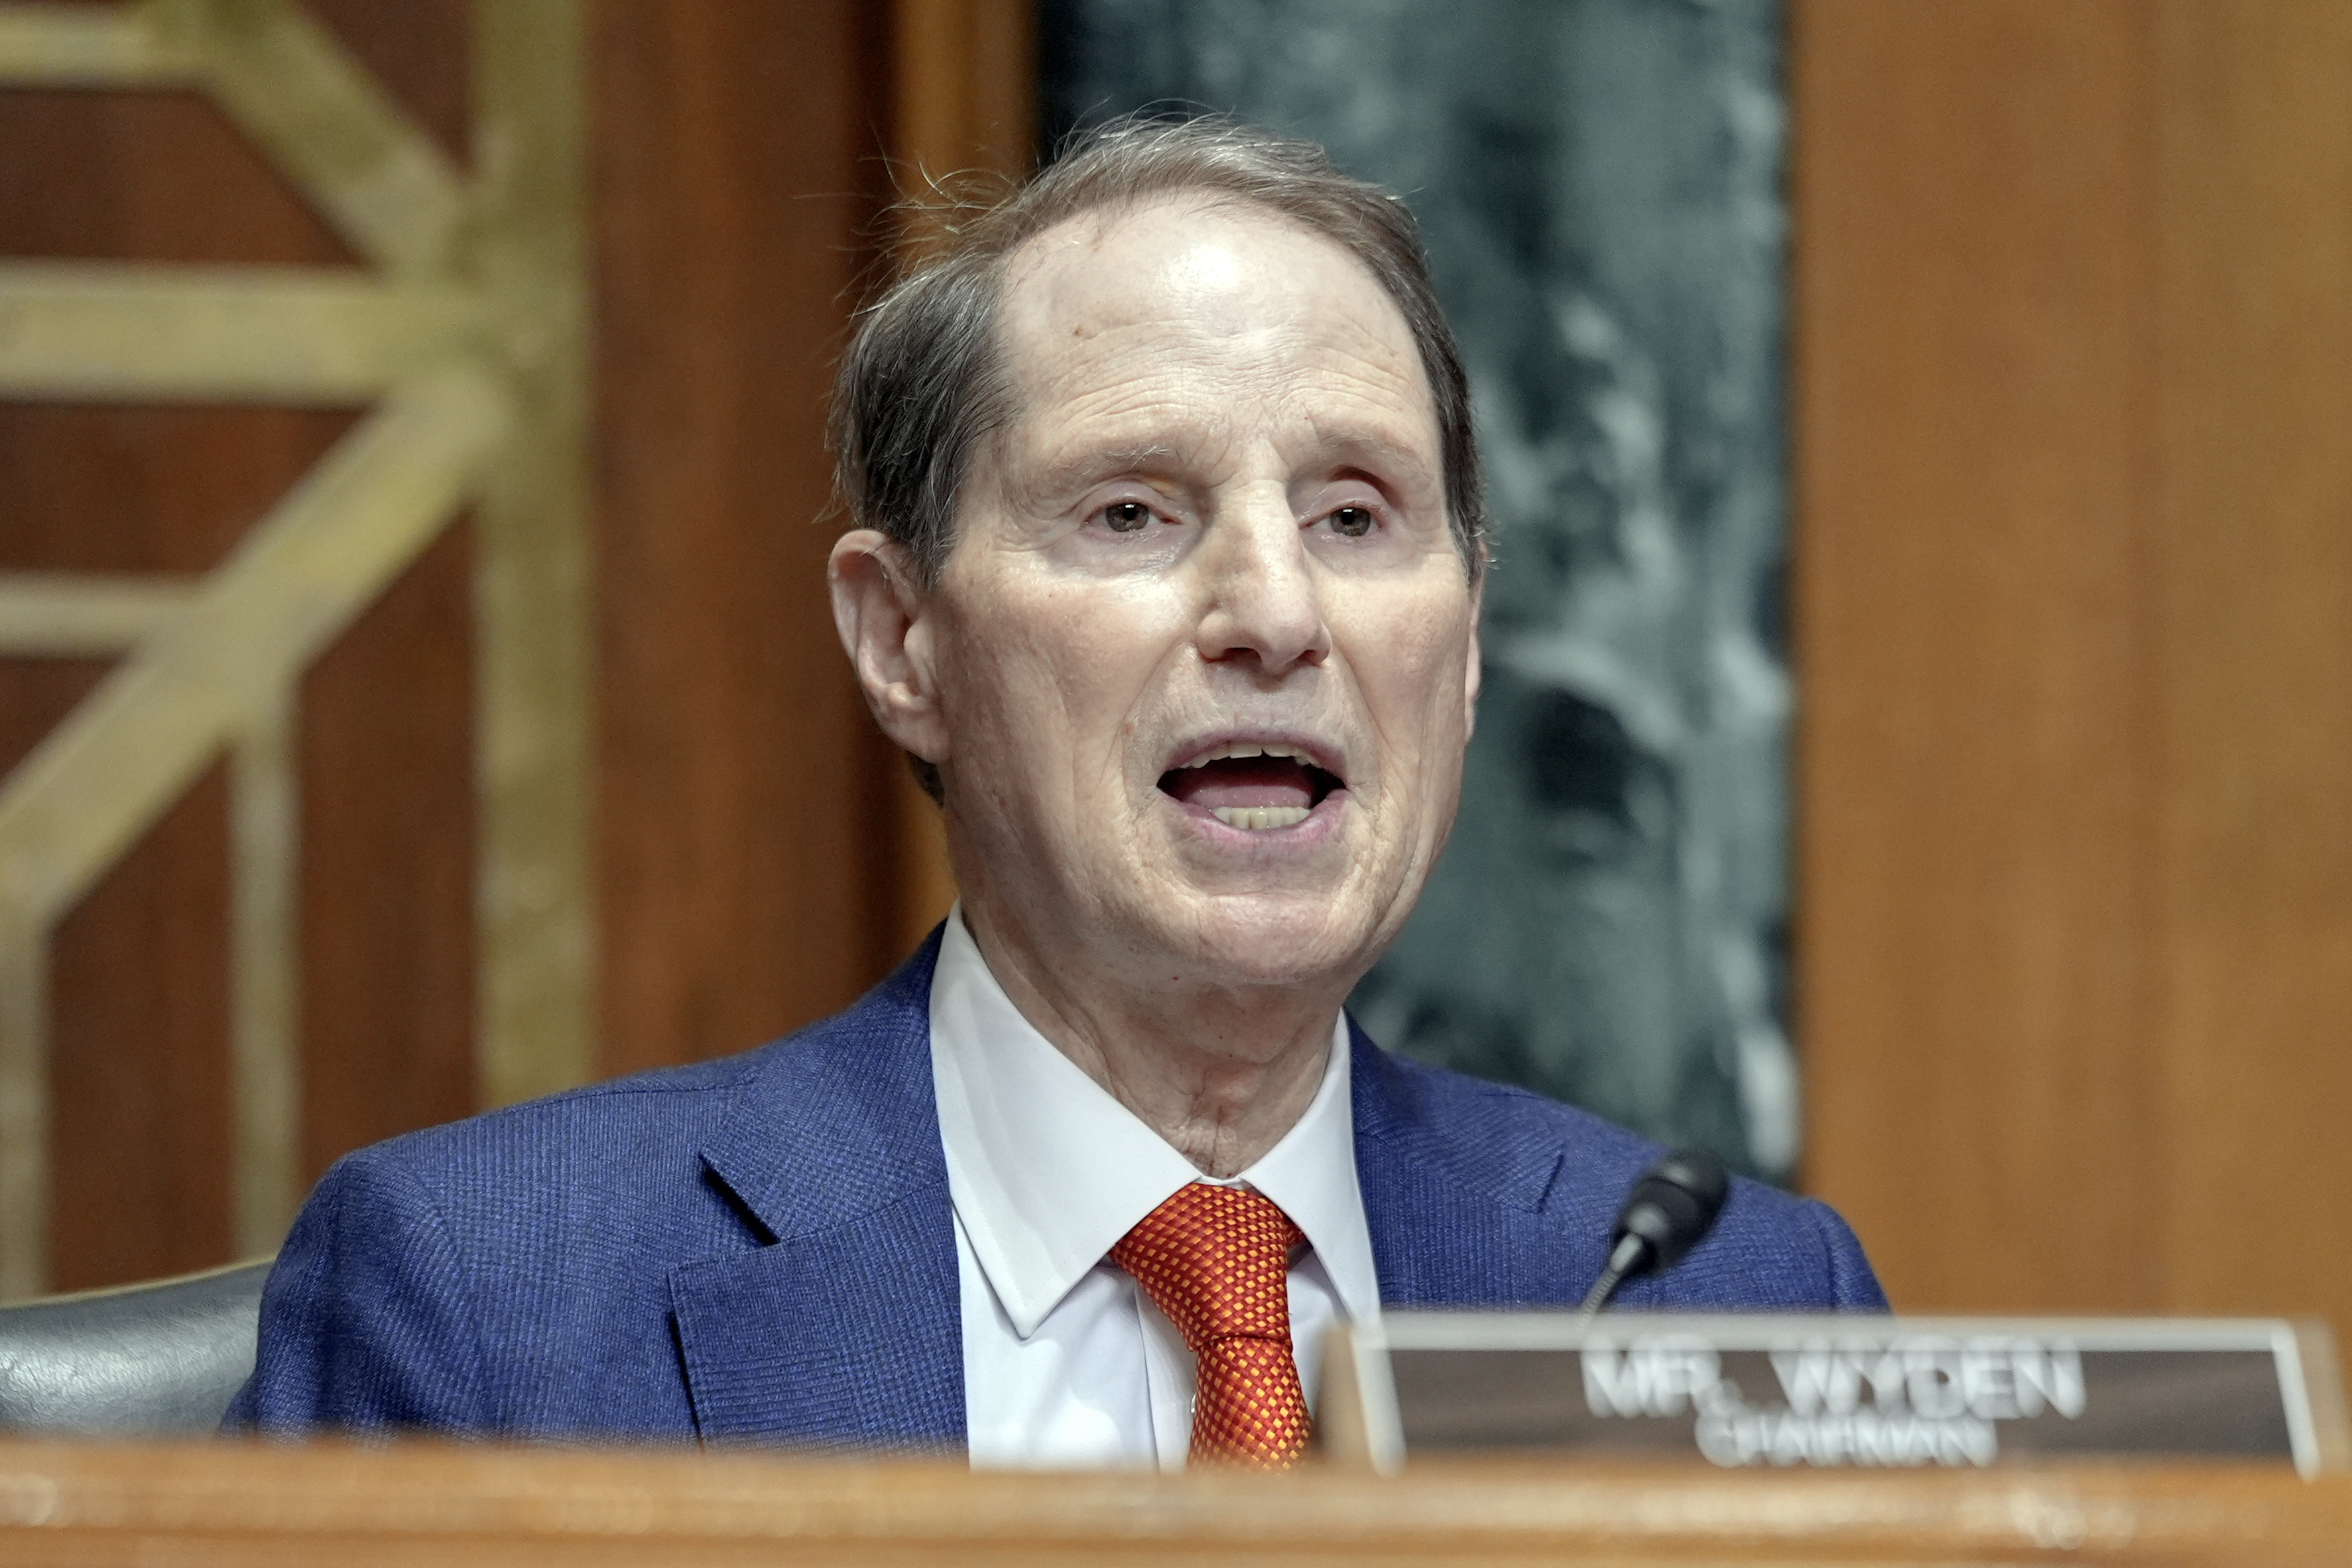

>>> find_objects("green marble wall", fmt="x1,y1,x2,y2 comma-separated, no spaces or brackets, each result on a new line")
1040,0,1796,1177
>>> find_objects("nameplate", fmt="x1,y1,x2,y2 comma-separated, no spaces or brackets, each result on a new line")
1318,1313,2350,1477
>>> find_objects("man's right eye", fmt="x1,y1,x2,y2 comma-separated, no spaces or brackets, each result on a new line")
1101,501,1154,532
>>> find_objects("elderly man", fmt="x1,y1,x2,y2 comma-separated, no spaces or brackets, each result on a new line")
232,119,1883,1465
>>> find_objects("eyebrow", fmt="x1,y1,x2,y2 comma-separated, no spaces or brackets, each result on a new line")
1317,432,1437,476
1034,428,1437,493
1031,444,1183,499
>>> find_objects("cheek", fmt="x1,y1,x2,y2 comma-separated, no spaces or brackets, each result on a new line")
1351,591,1477,773
938,577,1181,770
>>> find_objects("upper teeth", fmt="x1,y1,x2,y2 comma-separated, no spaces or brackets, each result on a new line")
1213,806,1311,831
1182,741,1312,768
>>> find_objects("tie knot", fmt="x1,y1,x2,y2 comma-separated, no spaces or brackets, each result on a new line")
1109,1181,1304,1352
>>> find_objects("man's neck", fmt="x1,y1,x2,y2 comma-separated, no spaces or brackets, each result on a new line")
958,906,1341,1178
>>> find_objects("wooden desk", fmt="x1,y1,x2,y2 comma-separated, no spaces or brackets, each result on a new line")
0,1439,2347,1564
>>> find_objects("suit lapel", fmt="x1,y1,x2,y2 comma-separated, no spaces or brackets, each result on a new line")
670,1189,962,1451
1350,1019,1587,1307
670,931,965,1452
1353,1023,1503,1306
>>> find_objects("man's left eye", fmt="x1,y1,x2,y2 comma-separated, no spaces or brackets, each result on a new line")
1326,505,1376,538
1101,501,1154,532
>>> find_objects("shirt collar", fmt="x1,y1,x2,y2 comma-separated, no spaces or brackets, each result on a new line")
928,908,1381,1338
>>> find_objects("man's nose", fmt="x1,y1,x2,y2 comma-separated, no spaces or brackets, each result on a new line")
1191,489,1331,676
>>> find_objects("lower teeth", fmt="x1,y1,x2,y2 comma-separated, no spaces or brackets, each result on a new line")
1211,806,1311,831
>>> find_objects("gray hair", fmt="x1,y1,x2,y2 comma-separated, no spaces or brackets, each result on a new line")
830,115,1487,588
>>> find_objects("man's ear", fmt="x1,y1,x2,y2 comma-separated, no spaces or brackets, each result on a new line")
1462,559,1485,744
829,530,951,765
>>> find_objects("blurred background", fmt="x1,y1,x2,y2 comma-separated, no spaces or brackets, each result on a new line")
1,0,2347,1349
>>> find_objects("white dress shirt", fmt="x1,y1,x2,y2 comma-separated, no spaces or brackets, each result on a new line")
928,910,1382,1470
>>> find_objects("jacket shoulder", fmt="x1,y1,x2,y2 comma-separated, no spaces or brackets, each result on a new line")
1351,1032,1887,1311
1353,1040,1658,1210
229,934,948,1438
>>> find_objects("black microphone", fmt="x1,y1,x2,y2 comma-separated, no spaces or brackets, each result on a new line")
1576,1148,1731,1316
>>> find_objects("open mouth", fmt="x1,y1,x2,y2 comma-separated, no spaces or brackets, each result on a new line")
1158,742,1345,831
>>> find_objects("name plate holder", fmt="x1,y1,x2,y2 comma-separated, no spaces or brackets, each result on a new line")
1320,1313,2351,1477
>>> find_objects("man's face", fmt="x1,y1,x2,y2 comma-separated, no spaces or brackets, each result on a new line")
924,194,1480,995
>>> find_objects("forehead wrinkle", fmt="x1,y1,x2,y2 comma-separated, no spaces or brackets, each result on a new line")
1006,249,1413,390
1022,322,1311,410
1291,406,1441,482
1025,443,1182,510
1030,341,1409,456
1010,255,1406,389
1017,379,1263,496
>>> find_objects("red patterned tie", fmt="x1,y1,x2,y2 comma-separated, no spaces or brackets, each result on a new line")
1109,1181,1312,1469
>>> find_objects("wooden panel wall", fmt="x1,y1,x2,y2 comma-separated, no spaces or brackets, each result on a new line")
0,1,467,1290
0,1,991,1292
1795,0,2352,1333
589,1,902,1080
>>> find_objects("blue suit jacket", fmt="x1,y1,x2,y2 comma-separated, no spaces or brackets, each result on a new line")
229,930,1885,1447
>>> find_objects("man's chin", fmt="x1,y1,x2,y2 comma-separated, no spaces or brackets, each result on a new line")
1146,890,1387,995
